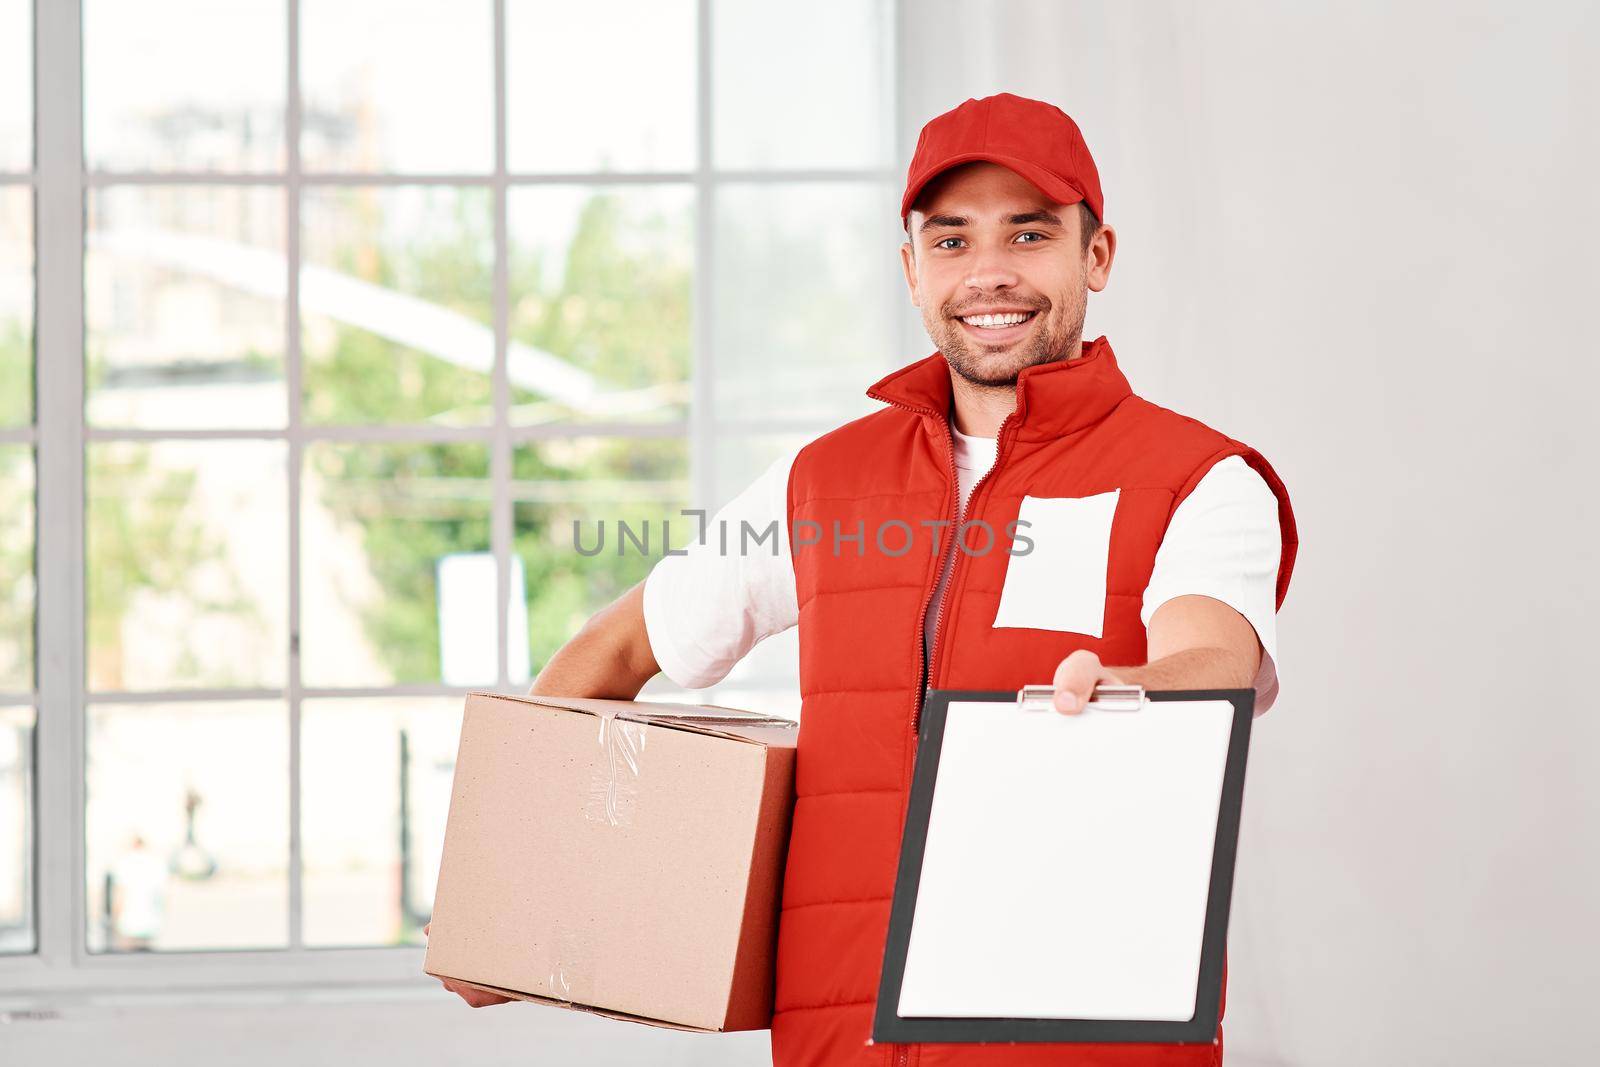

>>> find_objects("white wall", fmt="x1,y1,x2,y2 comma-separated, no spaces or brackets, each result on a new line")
900,2,1599,1064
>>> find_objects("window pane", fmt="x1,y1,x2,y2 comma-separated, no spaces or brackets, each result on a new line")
0,188,30,427
506,0,695,174
0,446,32,692
86,186,287,430
512,437,688,678
708,430,811,516
87,701,287,952
300,0,492,173
0,0,29,171
84,0,285,172
0,705,34,954
682,431,804,716
701,661,800,721
713,0,893,171
508,185,693,425
87,441,287,692
713,182,900,422
301,442,491,688
301,697,460,947
301,186,493,425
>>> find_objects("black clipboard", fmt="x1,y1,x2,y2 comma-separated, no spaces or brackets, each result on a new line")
872,685,1255,1045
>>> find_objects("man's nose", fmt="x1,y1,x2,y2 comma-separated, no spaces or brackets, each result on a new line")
964,250,1021,292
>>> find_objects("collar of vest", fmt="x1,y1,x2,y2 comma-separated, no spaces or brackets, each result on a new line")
865,334,1133,441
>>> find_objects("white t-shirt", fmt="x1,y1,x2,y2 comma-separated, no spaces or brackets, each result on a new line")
643,423,1283,710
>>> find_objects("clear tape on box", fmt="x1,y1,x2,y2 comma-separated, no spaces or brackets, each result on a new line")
546,925,581,1001
541,700,795,1013
585,708,649,828
581,704,795,829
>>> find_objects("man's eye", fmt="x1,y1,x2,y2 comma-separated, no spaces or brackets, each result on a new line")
933,233,1045,251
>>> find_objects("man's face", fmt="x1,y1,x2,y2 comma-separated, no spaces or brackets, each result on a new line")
900,161,1114,388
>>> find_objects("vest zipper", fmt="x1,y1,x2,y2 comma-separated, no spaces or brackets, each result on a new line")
913,414,960,712
918,406,1018,720
880,400,1018,1067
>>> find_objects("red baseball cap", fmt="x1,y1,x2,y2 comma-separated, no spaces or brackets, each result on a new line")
900,92,1105,230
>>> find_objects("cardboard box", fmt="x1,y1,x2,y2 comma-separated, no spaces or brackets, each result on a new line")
424,692,798,1032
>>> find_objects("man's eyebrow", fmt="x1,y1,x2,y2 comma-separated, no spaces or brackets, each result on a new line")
918,209,1065,235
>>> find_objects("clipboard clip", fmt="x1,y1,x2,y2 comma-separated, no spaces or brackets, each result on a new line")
1016,683,1146,713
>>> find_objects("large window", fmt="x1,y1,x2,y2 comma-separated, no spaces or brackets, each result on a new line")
4,0,899,988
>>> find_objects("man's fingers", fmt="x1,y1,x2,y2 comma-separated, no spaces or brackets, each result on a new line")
430,936,514,1008
1050,650,1101,714
440,977,513,1008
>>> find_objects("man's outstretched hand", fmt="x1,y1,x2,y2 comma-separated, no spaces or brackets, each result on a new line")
423,921,515,1008
1049,596,1266,715
1050,649,1128,714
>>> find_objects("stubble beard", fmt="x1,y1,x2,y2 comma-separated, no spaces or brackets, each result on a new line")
930,282,1089,389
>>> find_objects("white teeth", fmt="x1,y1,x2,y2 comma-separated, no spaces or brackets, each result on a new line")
961,311,1033,328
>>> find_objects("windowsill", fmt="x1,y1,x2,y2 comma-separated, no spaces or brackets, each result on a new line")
0,983,776,1067
1,974,448,1019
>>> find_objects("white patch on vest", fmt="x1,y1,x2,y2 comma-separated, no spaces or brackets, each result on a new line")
992,490,1120,637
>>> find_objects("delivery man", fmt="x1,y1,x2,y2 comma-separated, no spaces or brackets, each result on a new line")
429,91,1298,1067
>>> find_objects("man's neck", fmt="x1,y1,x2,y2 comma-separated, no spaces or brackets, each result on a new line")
948,339,1084,438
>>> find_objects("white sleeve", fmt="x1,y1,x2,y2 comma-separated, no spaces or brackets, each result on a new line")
641,447,803,690
1141,454,1284,711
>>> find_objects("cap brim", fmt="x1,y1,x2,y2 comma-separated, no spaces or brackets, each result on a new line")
901,151,1086,224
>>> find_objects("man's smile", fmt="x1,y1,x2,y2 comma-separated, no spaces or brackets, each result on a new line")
955,308,1039,343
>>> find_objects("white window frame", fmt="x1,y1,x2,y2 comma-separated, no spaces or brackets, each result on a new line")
2,0,900,999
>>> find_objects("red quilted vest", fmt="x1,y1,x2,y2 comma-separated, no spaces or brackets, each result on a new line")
773,336,1298,1067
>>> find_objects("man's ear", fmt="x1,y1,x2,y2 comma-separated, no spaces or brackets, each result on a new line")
1086,223,1117,293
900,240,921,308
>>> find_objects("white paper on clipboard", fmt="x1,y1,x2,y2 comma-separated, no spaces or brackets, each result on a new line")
896,697,1236,1022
